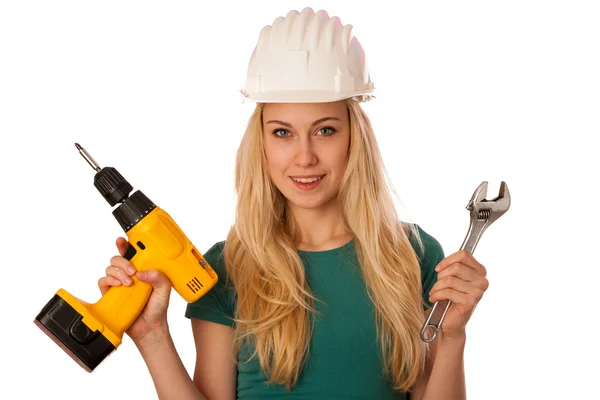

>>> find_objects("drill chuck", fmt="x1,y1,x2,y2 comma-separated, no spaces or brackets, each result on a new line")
75,143,134,207
74,143,155,232
94,167,133,207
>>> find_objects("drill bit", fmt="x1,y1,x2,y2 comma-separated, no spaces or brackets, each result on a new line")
75,143,101,172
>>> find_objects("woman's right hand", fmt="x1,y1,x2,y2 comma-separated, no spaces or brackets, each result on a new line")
98,237,173,345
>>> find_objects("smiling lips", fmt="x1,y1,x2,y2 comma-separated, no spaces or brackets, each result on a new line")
290,174,325,183
289,174,325,189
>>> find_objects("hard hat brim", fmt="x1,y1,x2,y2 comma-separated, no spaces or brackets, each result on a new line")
241,89,375,104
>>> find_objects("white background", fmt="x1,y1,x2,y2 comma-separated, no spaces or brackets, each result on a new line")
1,1,598,399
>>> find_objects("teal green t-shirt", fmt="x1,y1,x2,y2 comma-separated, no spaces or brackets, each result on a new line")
185,225,444,399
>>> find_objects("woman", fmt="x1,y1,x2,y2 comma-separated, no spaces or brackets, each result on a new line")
99,8,489,400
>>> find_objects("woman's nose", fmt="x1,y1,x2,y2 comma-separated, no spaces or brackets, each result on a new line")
293,138,317,168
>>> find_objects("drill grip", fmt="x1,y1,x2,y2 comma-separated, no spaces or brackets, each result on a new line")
89,260,153,339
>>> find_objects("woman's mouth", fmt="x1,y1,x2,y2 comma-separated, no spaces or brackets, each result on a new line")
289,175,325,190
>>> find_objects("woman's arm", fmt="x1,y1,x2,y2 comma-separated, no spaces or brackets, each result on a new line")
409,331,466,400
135,324,207,400
134,319,237,400
410,249,490,400
191,319,237,400
99,239,237,400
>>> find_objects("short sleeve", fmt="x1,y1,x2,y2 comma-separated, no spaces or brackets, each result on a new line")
185,241,236,327
410,224,445,309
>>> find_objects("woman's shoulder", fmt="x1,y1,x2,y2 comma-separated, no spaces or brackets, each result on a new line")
201,240,227,276
204,240,226,259
405,222,445,267
186,239,236,324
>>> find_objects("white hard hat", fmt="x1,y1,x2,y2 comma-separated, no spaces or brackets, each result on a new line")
240,8,375,103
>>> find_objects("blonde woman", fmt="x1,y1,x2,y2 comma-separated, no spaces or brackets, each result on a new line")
99,8,489,400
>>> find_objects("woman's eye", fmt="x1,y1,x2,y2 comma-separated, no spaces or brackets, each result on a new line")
317,127,336,136
273,129,291,137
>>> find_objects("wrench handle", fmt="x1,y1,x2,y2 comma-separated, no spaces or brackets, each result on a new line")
420,299,452,342
460,220,486,254
420,221,487,342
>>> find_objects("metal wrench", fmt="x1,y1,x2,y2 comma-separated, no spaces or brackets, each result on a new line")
420,181,511,343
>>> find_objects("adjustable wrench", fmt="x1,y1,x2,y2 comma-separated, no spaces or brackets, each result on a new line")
420,181,511,343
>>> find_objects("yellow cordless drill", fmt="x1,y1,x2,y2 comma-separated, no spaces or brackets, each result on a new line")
34,143,218,372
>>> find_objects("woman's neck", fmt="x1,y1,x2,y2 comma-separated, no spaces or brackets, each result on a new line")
287,199,353,252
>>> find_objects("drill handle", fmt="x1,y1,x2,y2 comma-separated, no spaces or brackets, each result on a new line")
121,207,219,303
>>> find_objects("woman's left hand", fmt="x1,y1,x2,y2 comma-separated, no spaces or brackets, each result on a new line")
428,250,489,338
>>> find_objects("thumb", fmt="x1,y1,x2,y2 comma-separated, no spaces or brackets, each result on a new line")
136,270,172,297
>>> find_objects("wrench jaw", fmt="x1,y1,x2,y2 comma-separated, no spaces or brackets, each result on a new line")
469,181,511,226
493,181,511,213
466,181,489,210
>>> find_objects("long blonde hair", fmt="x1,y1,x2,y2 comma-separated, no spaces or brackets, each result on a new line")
224,99,428,391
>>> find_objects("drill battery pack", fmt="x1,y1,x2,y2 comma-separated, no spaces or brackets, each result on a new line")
35,294,115,372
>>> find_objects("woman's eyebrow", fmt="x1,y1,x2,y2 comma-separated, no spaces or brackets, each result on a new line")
265,116,341,128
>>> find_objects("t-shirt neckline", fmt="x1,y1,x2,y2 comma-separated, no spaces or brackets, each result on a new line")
297,238,355,258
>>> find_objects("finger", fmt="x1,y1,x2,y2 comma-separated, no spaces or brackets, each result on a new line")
98,276,122,295
116,237,130,257
98,277,109,295
105,265,133,285
136,270,172,297
436,270,490,293
430,275,473,296
435,250,487,276
429,289,479,314
436,263,482,282
110,255,137,275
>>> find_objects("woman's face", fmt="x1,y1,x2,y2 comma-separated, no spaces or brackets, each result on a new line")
262,101,350,211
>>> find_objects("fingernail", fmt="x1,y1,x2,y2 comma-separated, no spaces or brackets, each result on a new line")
127,265,136,274
125,277,133,285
